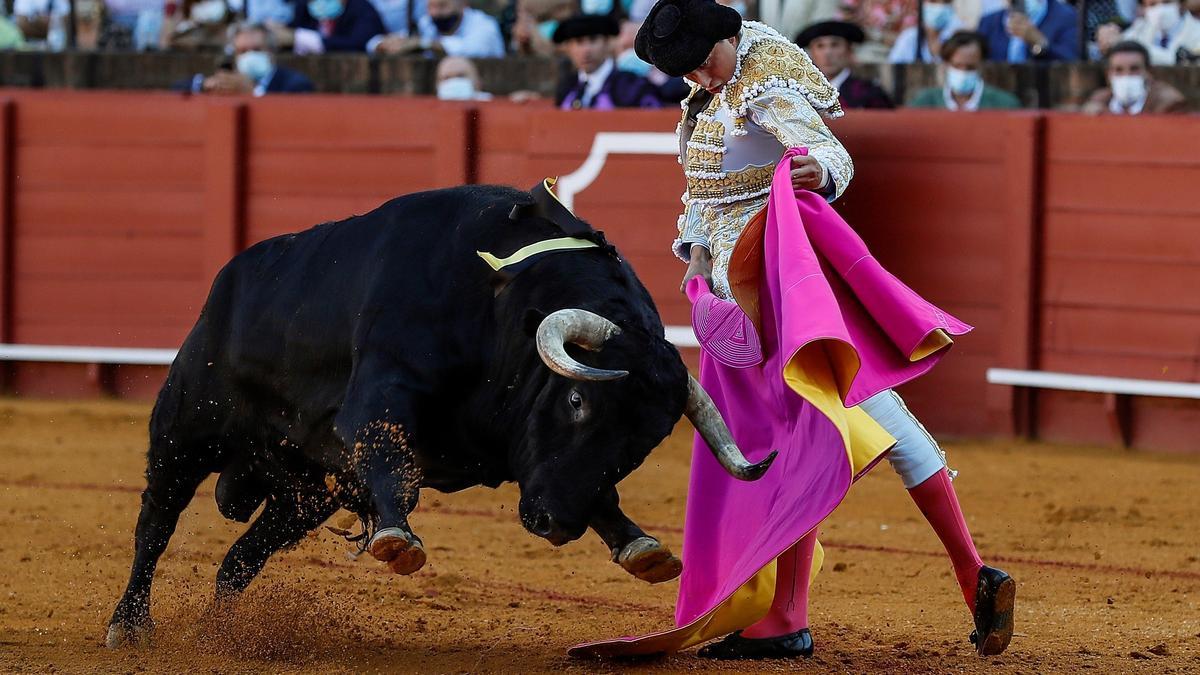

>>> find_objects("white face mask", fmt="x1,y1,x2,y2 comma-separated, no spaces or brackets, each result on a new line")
236,50,273,82
1110,74,1147,105
190,0,227,24
437,76,476,100
945,66,981,95
1145,2,1182,32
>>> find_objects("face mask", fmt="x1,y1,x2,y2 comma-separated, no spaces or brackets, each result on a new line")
1145,2,1182,32
537,20,558,41
236,50,273,82
616,48,652,76
190,0,227,23
725,1,748,15
1022,0,1046,15
307,0,343,20
431,12,462,33
437,76,476,100
581,0,614,13
946,66,981,95
1110,74,1147,105
922,3,955,31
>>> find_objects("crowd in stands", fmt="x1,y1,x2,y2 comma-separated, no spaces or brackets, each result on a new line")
1,0,1196,112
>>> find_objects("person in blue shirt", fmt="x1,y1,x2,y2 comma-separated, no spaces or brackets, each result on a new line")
977,0,1080,61
416,0,505,57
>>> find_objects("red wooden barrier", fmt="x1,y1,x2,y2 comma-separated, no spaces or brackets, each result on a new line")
0,90,1195,451
1035,114,1200,452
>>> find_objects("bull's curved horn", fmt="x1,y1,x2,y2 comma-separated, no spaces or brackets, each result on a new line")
535,309,629,381
685,375,776,481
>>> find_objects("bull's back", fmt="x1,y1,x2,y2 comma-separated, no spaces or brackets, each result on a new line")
173,185,523,392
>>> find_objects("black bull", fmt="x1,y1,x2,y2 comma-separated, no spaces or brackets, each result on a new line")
106,185,773,647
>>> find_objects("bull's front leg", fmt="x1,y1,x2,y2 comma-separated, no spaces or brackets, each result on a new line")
590,488,682,584
339,406,428,576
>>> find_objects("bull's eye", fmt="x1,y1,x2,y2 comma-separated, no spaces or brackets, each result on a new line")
568,390,584,411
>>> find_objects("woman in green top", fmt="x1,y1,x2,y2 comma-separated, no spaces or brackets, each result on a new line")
909,31,1022,111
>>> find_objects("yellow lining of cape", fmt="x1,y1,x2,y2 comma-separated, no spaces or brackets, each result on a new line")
911,328,953,362
476,237,599,272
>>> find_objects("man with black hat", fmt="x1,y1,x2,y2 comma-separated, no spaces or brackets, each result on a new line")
553,13,662,109
567,0,1015,664
795,20,894,109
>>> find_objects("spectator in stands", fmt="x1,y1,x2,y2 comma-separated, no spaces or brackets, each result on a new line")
163,0,237,51
1190,0,1200,18
1083,40,1187,113
840,0,916,62
908,31,1022,109
796,21,895,109
416,0,505,57
365,0,431,54
370,0,425,36
889,0,966,62
435,55,495,99
184,22,315,94
1097,0,1200,64
759,0,841,44
16,0,131,50
276,0,386,53
508,0,575,56
977,0,1081,61
553,13,662,109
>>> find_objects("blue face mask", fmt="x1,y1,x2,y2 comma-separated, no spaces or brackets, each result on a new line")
946,66,981,95
616,48,652,76
307,0,343,20
581,0,614,13
921,3,955,31
725,1,747,15
236,50,273,82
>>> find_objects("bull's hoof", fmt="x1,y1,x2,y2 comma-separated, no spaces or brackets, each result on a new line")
615,536,682,584
105,619,153,649
368,527,427,575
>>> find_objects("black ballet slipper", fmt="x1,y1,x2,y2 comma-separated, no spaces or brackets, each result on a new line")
969,565,1016,656
696,628,814,660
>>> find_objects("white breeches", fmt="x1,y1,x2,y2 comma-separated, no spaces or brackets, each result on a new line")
858,389,951,489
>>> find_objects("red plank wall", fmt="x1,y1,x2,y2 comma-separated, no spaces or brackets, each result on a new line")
1035,115,1200,452
0,90,1195,451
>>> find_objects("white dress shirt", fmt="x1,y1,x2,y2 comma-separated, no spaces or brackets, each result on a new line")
417,7,504,58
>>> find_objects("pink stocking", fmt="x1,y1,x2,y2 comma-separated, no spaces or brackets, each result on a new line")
740,528,818,639
908,468,984,611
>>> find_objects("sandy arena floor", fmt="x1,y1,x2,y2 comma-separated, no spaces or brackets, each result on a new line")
0,398,1198,674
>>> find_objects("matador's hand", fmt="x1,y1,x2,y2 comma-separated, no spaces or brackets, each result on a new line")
790,154,825,192
681,246,713,294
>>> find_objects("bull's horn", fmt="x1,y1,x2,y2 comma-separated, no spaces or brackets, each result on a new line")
535,309,629,381
684,375,776,481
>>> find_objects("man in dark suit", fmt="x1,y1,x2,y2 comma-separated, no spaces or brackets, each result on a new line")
182,22,316,96
277,0,387,52
553,14,662,109
795,21,894,109
977,0,1080,62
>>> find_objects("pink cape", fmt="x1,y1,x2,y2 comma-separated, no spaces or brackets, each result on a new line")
569,147,972,658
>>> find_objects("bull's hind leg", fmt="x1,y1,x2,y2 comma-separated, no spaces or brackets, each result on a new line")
589,488,682,584
107,442,211,648
215,484,338,598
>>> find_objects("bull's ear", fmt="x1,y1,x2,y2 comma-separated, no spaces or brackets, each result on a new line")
523,308,547,337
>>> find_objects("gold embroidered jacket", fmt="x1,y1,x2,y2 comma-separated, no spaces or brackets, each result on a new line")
674,21,854,299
